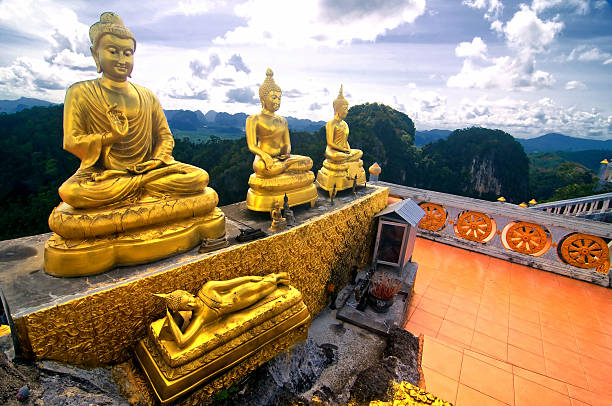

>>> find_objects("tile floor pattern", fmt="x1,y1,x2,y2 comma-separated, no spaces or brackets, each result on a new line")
405,238,612,406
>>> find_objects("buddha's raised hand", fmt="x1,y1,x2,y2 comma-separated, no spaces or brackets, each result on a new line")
105,104,129,142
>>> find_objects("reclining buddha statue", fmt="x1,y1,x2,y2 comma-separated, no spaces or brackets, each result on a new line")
44,12,225,277
134,272,311,404
245,69,318,211
316,85,366,194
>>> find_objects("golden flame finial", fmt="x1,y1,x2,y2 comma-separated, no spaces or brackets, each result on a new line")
333,84,348,112
369,162,381,175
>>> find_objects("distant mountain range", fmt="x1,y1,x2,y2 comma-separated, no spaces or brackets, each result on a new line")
164,109,325,134
0,97,56,114
414,129,453,147
517,133,612,153
2,98,610,153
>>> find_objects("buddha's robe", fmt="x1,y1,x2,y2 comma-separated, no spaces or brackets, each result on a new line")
325,121,362,163
59,79,208,209
246,114,313,177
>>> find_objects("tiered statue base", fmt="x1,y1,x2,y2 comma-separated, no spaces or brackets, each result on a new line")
44,189,226,276
316,159,366,193
246,171,318,211
134,286,311,405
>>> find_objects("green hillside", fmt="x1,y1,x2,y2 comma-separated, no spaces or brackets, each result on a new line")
0,103,602,240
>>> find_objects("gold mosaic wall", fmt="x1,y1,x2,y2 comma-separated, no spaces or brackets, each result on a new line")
14,187,388,366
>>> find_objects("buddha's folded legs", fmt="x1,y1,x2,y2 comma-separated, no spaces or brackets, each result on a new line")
59,163,210,209
325,148,363,162
59,168,141,209
252,155,313,176
144,163,209,196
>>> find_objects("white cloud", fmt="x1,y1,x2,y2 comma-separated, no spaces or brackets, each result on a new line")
448,5,562,91
409,94,612,138
568,46,612,64
531,0,589,15
46,49,95,71
455,37,488,60
565,80,587,90
0,0,96,98
490,20,503,34
0,56,94,100
161,0,222,17
462,0,503,21
215,0,426,47
0,0,90,61
447,55,555,90
503,5,563,52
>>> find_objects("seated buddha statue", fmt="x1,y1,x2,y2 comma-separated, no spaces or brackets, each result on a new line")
316,85,366,194
245,69,318,211
134,273,311,404
44,12,225,277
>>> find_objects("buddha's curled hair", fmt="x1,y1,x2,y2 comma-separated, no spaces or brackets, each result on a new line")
155,290,193,312
89,12,136,50
259,68,281,100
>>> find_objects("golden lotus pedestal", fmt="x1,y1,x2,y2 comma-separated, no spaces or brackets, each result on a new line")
134,286,311,405
45,189,226,277
316,159,366,195
246,171,318,211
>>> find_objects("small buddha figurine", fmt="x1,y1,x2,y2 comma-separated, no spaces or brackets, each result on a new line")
270,201,287,232
316,85,366,194
44,12,225,276
282,193,296,226
245,69,318,211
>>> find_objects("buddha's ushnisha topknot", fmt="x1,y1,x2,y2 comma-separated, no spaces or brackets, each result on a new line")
89,12,136,50
259,68,281,100
333,84,348,113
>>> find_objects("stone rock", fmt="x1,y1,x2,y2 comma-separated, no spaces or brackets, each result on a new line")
349,328,420,404
215,338,335,406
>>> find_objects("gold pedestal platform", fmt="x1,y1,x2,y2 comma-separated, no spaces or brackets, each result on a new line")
246,171,318,211
316,160,366,194
135,286,310,404
45,188,225,276
11,186,387,366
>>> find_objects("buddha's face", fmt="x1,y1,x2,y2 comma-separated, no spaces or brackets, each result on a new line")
262,90,281,112
335,103,349,119
92,34,135,81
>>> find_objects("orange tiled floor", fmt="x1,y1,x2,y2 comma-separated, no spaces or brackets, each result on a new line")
405,238,612,406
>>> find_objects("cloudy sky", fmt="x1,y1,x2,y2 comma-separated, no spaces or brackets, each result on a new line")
1,0,611,139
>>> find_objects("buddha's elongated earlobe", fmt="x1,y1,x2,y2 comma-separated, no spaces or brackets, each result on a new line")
90,46,102,73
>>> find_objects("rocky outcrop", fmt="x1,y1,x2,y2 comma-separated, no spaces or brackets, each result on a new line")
468,153,502,196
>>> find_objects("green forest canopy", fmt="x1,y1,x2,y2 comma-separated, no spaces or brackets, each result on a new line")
0,103,605,240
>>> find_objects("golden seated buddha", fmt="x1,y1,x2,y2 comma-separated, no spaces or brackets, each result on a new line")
245,69,318,211
316,86,366,194
44,12,225,277
134,273,311,404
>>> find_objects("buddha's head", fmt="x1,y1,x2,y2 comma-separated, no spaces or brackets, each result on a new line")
333,85,349,119
155,290,198,311
89,12,136,81
259,68,282,112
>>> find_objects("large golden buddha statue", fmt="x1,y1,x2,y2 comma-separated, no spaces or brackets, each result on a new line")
245,69,318,211
134,273,311,404
316,86,366,193
44,12,225,277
